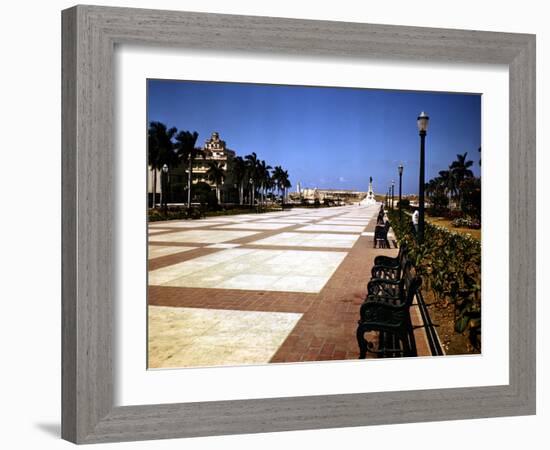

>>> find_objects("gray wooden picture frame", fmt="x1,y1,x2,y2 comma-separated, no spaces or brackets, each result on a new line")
61,5,536,444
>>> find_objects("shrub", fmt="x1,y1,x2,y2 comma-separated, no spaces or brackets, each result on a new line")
428,191,449,216
148,206,204,222
397,199,410,210
460,177,481,219
192,182,218,209
389,210,481,350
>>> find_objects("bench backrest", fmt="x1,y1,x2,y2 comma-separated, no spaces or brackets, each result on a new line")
399,262,422,307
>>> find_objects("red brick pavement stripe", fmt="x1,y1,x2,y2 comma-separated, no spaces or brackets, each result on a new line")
148,285,315,313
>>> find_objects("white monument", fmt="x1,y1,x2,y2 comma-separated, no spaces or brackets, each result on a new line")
360,176,377,205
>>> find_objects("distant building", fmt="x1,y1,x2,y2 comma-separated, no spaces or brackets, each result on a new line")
148,131,236,202
289,187,368,205
188,132,236,186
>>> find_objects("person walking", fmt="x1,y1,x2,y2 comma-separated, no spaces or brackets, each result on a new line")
412,209,419,234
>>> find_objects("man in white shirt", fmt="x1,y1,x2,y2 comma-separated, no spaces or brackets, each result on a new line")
412,209,419,234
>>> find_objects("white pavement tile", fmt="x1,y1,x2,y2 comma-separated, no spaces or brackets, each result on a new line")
319,219,370,225
214,222,295,230
297,224,364,233
149,221,223,228
249,232,359,248
148,245,196,259
148,306,303,368
257,218,312,224
148,248,347,293
361,232,375,236
149,229,259,244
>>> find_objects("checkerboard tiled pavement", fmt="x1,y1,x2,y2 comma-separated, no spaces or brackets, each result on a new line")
147,204,434,368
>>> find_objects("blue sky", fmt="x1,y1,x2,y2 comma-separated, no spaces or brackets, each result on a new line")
147,79,481,195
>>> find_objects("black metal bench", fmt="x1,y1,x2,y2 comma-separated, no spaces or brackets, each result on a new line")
371,244,408,280
356,261,421,358
373,221,391,248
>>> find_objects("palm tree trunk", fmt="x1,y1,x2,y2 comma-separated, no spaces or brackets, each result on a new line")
260,183,264,208
152,167,157,208
187,156,192,208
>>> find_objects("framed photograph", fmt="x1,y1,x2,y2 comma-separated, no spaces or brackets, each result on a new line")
62,5,535,444
145,80,482,369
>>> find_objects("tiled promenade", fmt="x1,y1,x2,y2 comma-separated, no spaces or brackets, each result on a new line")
147,204,433,368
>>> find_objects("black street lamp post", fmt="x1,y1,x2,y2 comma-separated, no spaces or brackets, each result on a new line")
398,164,404,223
391,180,395,210
417,111,429,243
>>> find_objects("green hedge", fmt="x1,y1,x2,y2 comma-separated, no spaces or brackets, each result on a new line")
388,210,481,349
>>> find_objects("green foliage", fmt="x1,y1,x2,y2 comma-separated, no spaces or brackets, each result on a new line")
428,191,449,216
192,182,218,208
397,198,410,209
389,210,481,350
148,206,203,221
460,177,481,219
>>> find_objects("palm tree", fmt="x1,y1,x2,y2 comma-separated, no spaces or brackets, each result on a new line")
279,169,291,209
272,166,291,209
450,152,474,184
257,160,272,208
245,152,259,206
271,166,283,200
231,156,247,205
424,178,439,201
148,121,177,207
266,173,276,203
206,161,226,204
450,152,474,207
437,169,458,206
174,130,201,208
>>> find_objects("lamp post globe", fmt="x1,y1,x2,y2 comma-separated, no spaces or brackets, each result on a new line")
417,111,429,243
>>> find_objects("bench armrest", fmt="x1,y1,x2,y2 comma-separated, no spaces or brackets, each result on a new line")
373,255,400,267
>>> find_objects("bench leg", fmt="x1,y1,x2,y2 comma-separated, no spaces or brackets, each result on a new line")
356,323,370,359
405,317,418,357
